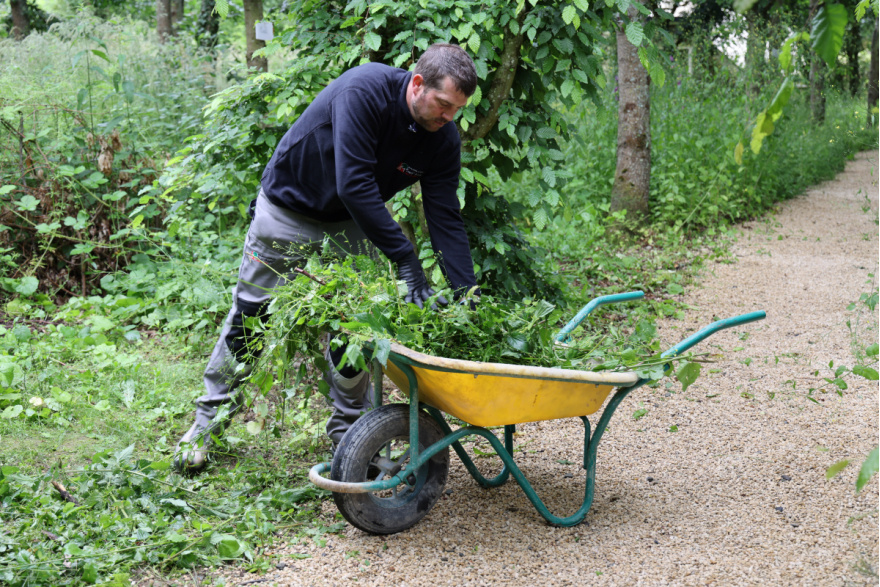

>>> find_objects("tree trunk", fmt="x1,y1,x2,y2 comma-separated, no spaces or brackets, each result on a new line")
156,0,172,43
609,6,651,224
869,21,879,126
170,0,184,36
243,0,268,72
844,12,861,97
809,0,826,123
197,0,219,51
9,0,30,41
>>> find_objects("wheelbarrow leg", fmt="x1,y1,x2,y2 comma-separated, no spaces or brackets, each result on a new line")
426,406,513,488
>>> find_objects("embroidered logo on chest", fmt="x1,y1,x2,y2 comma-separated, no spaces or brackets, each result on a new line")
396,162,424,179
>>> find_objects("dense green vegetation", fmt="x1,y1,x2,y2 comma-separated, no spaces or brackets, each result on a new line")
1,1,877,584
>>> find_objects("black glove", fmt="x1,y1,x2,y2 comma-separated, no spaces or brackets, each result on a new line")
456,285,480,311
396,252,448,310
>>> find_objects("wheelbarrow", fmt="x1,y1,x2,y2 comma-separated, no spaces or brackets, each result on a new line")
309,291,765,534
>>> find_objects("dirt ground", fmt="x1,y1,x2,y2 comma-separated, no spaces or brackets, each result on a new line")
218,151,879,586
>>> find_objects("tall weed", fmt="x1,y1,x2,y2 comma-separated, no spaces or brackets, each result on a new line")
0,13,234,299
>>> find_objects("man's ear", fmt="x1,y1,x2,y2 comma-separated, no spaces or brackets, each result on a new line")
411,73,425,90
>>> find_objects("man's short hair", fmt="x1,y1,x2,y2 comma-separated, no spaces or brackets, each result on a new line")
413,43,478,97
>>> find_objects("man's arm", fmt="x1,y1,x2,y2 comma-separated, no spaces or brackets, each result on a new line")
419,146,477,294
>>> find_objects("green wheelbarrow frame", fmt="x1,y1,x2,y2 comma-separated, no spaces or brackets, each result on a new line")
310,291,766,528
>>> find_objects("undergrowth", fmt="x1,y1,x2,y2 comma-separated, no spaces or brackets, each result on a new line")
0,13,235,298
0,330,339,586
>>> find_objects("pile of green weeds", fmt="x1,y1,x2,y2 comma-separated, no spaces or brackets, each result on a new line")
255,253,700,399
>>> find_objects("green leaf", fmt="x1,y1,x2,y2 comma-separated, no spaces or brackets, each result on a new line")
364,32,382,52
779,34,802,72
88,316,115,332
536,126,557,139
166,531,188,543
632,408,648,420
247,420,265,435
0,185,15,195
552,38,574,54
574,0,590,9
533,207,548,230
865,343,879,357
16,195,38,211
217,536,245,559
94,400,111,411
666,282,683,295
562,5,577,25
572,68,589,84
71,243,96,256
122,80,135,104
733,0,760,13
856,447,879,492
811,4,848,67
750,111,770,154
625,22,644,47
852,365,879,380
14,276,38,296
0,465,20,478
766,78,793,122
1,405,23,419
676,361,701,392
82,562,98,584
855,0,878,19
648,62,666,87
215,0,229,18
373,338,391,367
467,32,480,54
541,166,556,187
825,459,849,479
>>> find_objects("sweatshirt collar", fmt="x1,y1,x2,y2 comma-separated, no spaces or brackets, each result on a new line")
398,71,419,134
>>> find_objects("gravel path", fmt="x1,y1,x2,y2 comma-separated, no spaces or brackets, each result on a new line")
225,151,879,586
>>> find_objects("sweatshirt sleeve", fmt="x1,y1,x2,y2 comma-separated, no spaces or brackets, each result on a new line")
419,144,477,292
330,88,416,263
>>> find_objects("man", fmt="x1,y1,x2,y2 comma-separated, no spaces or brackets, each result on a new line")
174,43,479,472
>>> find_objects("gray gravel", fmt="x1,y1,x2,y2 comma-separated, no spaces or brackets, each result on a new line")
219,151,879,586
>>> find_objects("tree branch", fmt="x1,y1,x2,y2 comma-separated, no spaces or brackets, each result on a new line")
462,10,528,143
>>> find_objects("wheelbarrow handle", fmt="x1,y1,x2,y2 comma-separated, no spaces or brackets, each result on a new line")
662,311,767,358
555,291,645,343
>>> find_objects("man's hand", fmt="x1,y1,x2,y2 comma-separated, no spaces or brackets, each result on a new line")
396,252,448,310
456,285,480,310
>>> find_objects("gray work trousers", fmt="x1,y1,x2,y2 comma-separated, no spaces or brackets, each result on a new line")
194,191,374,443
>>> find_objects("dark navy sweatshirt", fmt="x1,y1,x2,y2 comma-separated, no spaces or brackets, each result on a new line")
260,63,476,291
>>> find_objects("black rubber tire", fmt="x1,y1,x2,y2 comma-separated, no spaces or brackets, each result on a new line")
331,404,449,534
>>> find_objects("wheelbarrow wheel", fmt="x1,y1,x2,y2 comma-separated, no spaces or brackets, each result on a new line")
331,403,449,534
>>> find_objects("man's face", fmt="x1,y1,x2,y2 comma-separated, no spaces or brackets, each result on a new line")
409,74,469,132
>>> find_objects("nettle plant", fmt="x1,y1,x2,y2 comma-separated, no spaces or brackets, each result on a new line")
161,0,672,301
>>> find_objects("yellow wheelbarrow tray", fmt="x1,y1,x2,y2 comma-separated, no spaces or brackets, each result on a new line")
309,291,766,534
